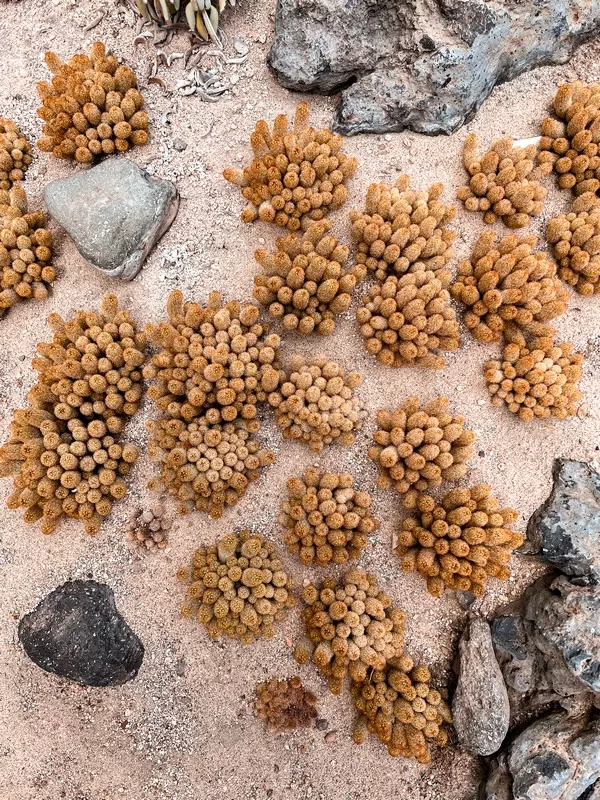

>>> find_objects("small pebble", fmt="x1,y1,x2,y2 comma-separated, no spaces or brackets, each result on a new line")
172,138,188,152
324,731,337,743
315,718,328,731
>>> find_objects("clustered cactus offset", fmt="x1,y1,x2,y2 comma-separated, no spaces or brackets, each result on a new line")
0,119,32,190
177,530,295,643
254,676,318,730
395,486,522,598
457,134,546,228
280,468,378,566
36,42,148,163
547,192,600,296
127,503,172,552
224,102,358,231
253,220,365,335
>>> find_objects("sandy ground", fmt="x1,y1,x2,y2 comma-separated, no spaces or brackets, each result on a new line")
0,1,599,798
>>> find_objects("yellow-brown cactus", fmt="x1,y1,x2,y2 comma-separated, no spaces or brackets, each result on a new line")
253,220,365,335
255,677,318,731
224,102,358,231
457,134,546,228
451,231,569,343
356,269,460,368
369,397,476,509
36,42,148,163
395,487,522,597
349,175,456,282
0,119,32,190
177,530,295,644
547,192,600,296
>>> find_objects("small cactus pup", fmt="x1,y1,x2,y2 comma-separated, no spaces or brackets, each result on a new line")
395,486,523,598
36,42,149,164
538,81,600,196
547,191,600,296
457,134,546,228
177,530,295,644
0,119,32,190
224,101,358,231
254,677,318,731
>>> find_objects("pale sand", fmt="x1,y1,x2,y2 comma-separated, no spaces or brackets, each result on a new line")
0,2,599,798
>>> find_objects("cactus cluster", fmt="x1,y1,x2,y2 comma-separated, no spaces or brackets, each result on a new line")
0,119,32,190
254,676,318,731
547,192,600,296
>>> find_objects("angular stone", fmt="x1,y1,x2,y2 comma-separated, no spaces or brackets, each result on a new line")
452,617,509,756
528,459,600,582
18,580,144,686
269,0,600,135
44,158,179,280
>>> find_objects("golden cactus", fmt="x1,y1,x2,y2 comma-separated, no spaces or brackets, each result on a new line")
0,119,32,190
396,486,522,598
547,192,600,296
224,102,358,231
36,42,148,163
255,676,318,731
457,134,546,228
0,186,56,320
253,220,365,335
267,354,365,452
177,530,295,644
538,81,600,195
349,175,456,282
352,657,452,762
356,269,460,369
280,468,378,566
369,397,476,509
451,231,569,343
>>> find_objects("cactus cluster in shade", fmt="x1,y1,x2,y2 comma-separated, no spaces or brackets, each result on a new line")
0,119,32,190
254,676,318,731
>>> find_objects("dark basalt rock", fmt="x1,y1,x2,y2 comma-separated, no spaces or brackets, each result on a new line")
18,580,144,686
269,0,600,135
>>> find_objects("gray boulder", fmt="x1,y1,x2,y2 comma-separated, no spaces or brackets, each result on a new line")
453,617,510,755
528,460,600,582
44,158,179,280
269,0,600,135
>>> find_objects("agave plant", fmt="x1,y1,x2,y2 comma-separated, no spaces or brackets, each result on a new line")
133,0,237,43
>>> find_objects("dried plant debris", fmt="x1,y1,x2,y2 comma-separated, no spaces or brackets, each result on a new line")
0,119,32,190
295,568,405,695
396,486,522,598
352,657,452,762
147,415,274,517
144,290,281,426
0,186,56,321
254,220,365,336
224,102,358,231
547,192,600,296
36,42,148,164
177,530,295,643
369,397,476,509
457,134,546,228
268,355,365,452
255,676,318,731
349,175,456,282
280,468,378,567
451,231,569,343
356,269,460,369
0,295,145,535
484,335,584,422
538,81,600,196
127,504,172,551
132,0,237,45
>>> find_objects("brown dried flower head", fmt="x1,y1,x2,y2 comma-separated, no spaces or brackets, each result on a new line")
396,486,522,598
349,175,456,282
224,102,358,231
457,134,546,228
0,186,56,320
547,192,600,296
352,656,452,762
280,468,378,566
253,219,365,335
0,295,145,535
356,268,460,369
484,334,584,422
268,354,365,452
127,503,172,552
295,567,405,694
369,396,476,509
255,676,318,731
0,119,32,190
36,42,148,163
144,290,282,427
538,81,600,195
451,230,569,343
177,530,295,644
147,415,275,518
